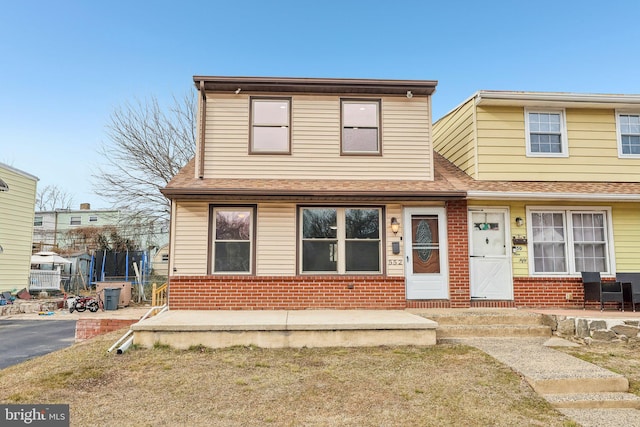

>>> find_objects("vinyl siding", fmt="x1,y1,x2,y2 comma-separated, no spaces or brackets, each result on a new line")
256,203,296,276
470,200,640,277
171,201,209,276
203,94,432,180
0,165,37,292
433,98,476,177
611,203,640,272
476,106,640,181
386,204,404,277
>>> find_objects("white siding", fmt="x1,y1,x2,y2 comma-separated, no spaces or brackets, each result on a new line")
203,94,432,180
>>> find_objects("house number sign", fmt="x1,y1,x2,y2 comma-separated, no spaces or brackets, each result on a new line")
388,259,403,266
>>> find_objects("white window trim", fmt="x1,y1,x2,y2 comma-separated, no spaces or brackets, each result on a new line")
615,110,640,158
524,108,568,158
526,206,615,277
299,207,383,274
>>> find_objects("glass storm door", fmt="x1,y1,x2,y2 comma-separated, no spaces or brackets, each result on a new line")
469,209,513,300
404,207,448,299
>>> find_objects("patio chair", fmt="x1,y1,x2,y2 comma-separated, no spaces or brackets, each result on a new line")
616,272,640,312
581,271,624,311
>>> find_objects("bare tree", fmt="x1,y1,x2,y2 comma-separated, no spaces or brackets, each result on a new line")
93,93,196,223
36,184,74,211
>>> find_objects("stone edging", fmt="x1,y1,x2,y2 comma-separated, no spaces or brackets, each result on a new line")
542,314,640,344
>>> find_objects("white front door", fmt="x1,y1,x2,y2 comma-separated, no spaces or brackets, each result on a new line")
469,209,513,300
405,207,448,299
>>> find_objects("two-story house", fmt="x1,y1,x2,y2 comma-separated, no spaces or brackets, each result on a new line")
433,91,640,307
162,76,483,310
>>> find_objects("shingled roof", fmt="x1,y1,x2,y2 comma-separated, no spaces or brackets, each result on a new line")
162,153,640,201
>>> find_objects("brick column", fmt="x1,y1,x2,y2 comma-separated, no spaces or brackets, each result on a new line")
446,200,470,308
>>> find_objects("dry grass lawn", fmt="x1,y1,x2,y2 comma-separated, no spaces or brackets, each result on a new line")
0,330,577,427
557,340,640,396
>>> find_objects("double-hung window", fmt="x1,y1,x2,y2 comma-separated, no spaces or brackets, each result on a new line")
70,216,81,226
301,207,382,273
525,109,568,157
250,98,291,154
341,100,381,154
529,208,611,275
34,216,43,227
211,207,254,273
617,112,640,157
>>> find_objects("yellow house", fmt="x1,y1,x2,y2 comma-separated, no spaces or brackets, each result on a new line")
434,91,640,307
162,76,487,310
0,162,38,293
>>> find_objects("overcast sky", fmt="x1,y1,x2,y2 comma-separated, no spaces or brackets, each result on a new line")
2,0,639,209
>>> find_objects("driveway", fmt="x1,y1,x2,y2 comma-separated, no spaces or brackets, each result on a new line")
0,320,76,369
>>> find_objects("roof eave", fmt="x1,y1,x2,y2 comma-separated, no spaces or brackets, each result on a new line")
476,90,640,109
467,190,640,202
192,76,437,96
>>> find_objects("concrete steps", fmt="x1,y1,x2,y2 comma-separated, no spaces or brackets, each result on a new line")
543,392,640,409
407,309,552,340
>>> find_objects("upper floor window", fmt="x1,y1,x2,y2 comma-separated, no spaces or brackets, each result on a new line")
341,100,381,155
525,109,568,157
89,216,98,222
617,112,640,157
70,216,81,226
34,216,43,227
250,98,290,154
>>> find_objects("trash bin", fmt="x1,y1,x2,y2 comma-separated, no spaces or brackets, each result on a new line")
103,288,121,311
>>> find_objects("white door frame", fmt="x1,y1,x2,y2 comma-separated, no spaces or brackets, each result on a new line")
468,207,513,300
404,207,449,299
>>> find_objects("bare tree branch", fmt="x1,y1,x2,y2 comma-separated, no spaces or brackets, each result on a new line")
92,92,196,224
36,184,74,211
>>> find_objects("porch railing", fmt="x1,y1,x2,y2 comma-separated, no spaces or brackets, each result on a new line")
152,282,168,307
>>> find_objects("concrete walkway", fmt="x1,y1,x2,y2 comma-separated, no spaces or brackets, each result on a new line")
454,337,640,427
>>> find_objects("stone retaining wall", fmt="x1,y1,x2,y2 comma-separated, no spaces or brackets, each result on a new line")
543,314,640,343
0,300,61,316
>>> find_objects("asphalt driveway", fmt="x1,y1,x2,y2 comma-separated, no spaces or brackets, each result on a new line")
0,320,76,369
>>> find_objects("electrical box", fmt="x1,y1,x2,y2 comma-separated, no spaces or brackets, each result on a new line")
392,241,400,254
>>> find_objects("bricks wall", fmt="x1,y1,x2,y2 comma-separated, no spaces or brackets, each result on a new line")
513,276,614,308
446,200,471,308
168,276,406,310
75,318,138,341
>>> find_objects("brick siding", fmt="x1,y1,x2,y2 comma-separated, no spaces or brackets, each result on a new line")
168,276,407,310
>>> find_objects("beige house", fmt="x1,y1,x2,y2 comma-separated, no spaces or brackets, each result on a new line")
162,76,484,310
433,91,640,307
0,162,38,292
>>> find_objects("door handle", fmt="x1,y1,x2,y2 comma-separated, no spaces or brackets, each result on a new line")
470,255,485,258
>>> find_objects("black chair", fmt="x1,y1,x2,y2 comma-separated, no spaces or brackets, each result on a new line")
616,272,640,312
581,271,624,311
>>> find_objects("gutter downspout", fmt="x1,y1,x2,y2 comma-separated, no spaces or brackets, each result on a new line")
197,80,206,179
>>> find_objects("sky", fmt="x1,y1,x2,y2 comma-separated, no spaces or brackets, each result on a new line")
1,0,640,209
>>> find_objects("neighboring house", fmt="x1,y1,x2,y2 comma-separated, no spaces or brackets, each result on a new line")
433,91,640,307
151,243,169,277
0,162,38,292
162,76,491,310
33,205,169,253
